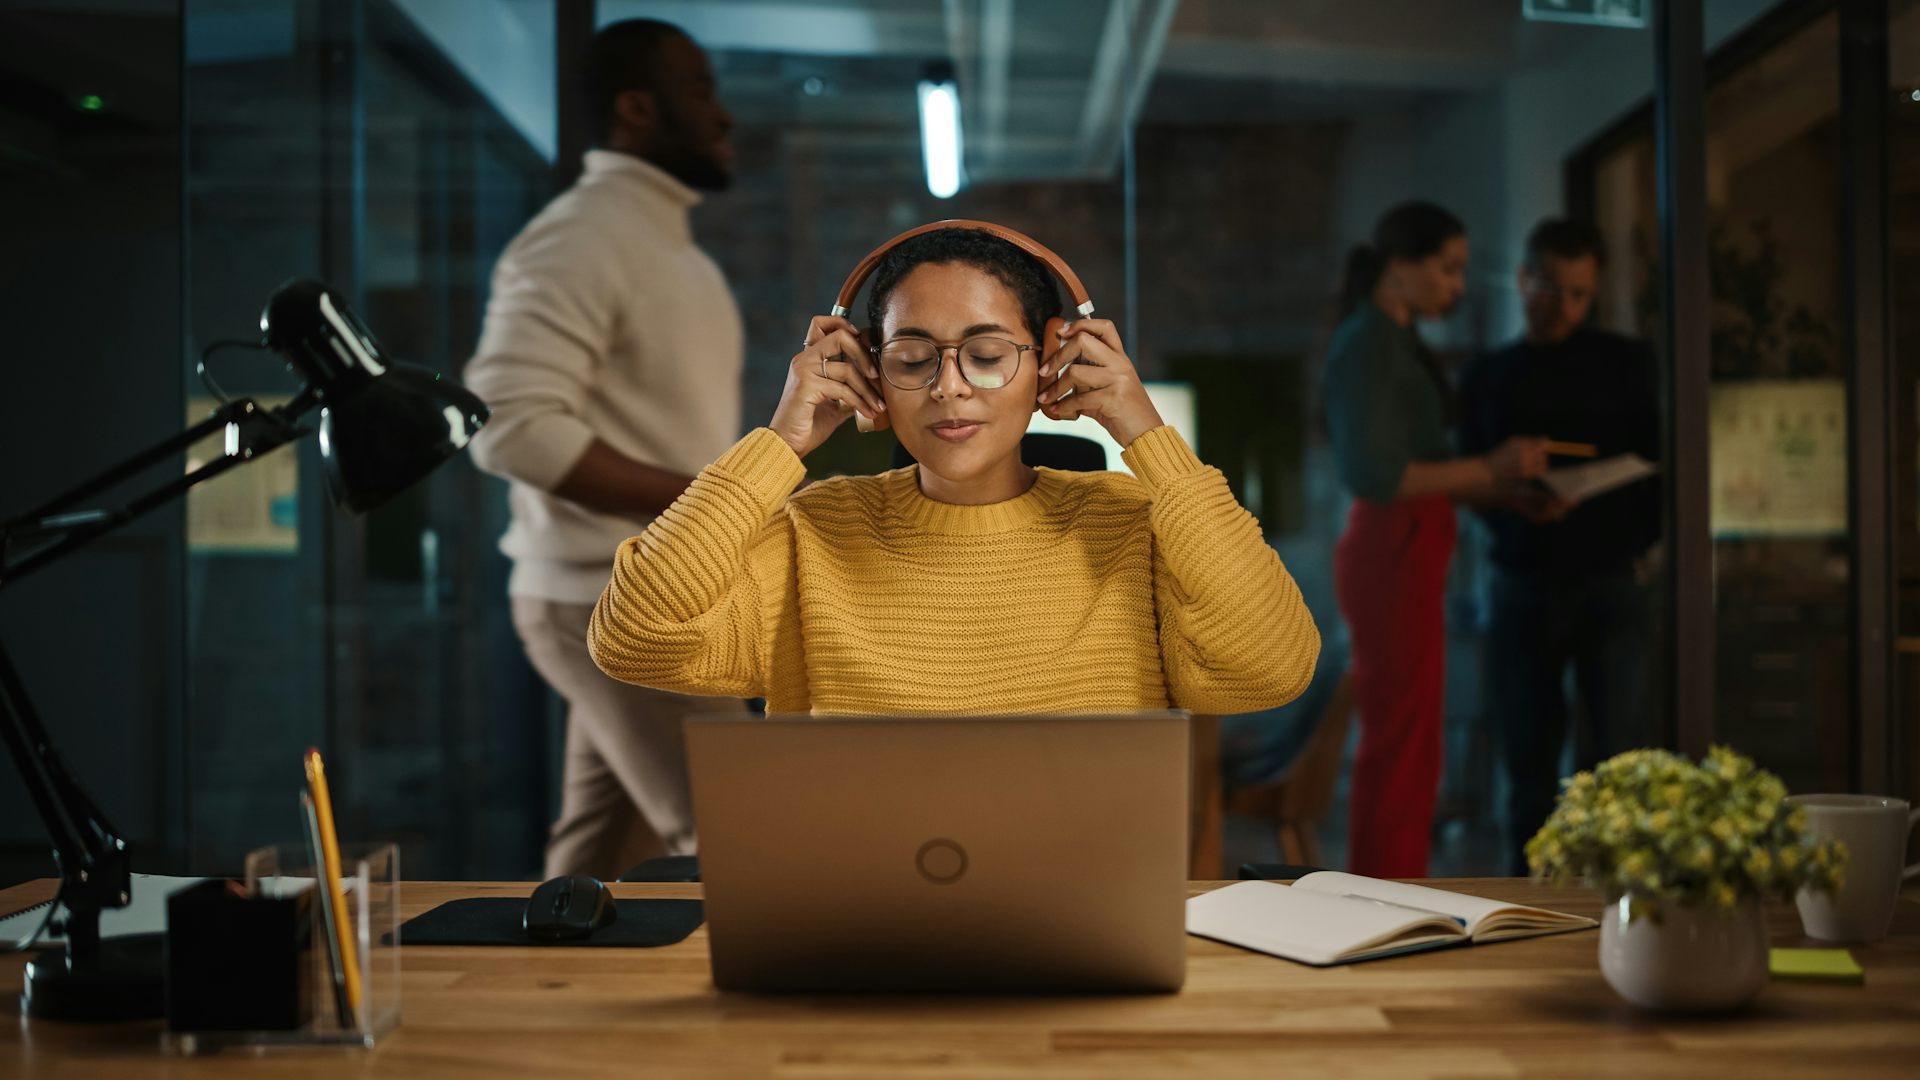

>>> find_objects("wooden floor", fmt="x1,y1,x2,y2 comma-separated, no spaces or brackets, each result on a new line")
3,877,1916,1078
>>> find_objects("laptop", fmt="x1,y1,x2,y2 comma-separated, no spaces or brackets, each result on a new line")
686,712,1191,994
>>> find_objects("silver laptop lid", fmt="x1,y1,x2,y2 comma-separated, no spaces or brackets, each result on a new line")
687,712,1191,994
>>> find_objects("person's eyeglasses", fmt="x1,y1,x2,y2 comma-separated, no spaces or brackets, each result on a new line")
869,335,1037,391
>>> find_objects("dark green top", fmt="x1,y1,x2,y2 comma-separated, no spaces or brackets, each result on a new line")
1321,302,1453,504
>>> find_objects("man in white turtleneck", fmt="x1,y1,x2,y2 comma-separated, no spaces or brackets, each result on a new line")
464,19,744,881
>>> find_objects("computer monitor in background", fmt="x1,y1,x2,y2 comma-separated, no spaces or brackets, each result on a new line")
1025,380,1197,474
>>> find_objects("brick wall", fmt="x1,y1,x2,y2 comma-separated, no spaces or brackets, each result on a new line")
693,118,1353,441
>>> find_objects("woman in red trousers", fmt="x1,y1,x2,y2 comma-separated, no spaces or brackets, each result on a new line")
1321,202,1549,878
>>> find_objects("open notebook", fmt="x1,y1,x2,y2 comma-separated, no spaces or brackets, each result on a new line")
1539,453,1657,503
0,874,209,946
1186,873,1597,967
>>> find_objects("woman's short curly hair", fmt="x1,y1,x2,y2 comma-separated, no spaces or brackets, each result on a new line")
865,227,1062,343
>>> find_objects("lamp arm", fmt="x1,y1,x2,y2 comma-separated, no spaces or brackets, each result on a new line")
2,396,310,590
0,392,312,967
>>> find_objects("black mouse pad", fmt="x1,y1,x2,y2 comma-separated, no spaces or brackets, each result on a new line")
395,898,704,947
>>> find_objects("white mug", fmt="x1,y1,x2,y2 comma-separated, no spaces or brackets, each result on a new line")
1790,794,1920,944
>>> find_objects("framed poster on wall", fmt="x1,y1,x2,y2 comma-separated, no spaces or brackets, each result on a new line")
1709,380,1846,538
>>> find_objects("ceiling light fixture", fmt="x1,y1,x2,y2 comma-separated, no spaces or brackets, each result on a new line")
917,63,963,200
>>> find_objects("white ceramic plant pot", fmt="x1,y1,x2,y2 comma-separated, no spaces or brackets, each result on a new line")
1597,895,1769,1012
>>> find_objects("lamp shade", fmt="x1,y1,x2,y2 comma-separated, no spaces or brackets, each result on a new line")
318,363,488,513
261,279,489,514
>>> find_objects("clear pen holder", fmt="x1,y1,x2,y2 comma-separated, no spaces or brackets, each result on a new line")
162,842,401,1054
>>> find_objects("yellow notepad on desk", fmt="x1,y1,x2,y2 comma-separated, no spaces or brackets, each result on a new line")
1186,874,1597,966
1770,948,1863,985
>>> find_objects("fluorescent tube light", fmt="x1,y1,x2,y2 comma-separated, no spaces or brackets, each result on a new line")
917,76,963,199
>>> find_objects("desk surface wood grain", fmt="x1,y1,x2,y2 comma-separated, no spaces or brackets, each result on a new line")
2,877,1915,1078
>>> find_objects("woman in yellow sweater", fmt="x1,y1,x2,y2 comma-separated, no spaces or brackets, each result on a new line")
587,225,1319,715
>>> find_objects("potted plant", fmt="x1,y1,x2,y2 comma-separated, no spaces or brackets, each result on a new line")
1527,747,1847,1012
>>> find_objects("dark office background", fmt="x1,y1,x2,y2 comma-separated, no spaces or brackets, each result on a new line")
3,0,1914,887
1,0,556,885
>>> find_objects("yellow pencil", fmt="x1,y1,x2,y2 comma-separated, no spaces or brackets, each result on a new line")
305,748,362,1020
1545,440,1598,458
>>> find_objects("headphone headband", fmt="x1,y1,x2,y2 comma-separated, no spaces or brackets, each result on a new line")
830,219,1095,324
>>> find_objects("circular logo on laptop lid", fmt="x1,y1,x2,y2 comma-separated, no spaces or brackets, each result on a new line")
915,838,968,885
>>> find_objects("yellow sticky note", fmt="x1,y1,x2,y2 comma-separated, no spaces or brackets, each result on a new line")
1769,948,1863,985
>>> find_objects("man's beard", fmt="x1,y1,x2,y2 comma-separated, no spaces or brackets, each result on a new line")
668,155,731,192
653,108,732,192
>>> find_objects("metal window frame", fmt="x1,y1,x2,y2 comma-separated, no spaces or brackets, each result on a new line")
1839,0,1894,796
1655,0,1715,758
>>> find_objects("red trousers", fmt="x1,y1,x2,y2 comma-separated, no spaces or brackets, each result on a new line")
1333,496,1456,878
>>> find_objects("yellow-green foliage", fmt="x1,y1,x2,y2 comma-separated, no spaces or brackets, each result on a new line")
1527,747,1846,918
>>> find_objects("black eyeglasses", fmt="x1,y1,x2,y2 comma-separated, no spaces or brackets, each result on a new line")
869,335,1037,391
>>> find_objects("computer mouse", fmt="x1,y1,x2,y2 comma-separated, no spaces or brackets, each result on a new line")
524,874,617,942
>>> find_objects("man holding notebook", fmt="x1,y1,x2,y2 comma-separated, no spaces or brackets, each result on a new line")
1458,219,1662,876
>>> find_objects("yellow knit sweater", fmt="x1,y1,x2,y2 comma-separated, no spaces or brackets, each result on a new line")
588,425,1320,716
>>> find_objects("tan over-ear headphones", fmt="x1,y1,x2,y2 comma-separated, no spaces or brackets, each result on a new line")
827,219,1096,432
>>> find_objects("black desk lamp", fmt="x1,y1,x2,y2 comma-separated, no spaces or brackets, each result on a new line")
0,280,489,1021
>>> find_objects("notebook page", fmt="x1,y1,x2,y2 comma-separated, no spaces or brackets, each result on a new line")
0,874,209,946
1186,881,1464,966
1292,873,1517,934
1468,910,1597,941
1539,454,1657,503
1292,873,1594,939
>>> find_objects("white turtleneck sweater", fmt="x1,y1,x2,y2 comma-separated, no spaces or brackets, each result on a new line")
465,150,744,604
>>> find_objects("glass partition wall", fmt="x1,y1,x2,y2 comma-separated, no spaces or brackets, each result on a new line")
1584,10,1851,793
1578,1,1909,804
181,0,556,878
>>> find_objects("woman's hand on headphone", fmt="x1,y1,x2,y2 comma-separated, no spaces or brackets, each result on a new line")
770,315,887,458
1035,319,1165,448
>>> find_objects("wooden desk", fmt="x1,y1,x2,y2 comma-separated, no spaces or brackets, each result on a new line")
4,878,1916,1078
